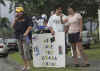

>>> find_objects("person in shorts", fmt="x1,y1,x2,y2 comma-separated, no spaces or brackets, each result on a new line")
64,5,90,67
11,7,33,71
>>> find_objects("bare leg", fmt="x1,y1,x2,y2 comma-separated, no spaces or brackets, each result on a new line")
23,39,32,70
23,59,28,68
72,43,78,64
77,42,88,64
76,43,81,58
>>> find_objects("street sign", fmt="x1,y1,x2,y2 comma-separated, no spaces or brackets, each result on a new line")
32,32,65,67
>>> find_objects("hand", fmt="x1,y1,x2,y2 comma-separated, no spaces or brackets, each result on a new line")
51,30,55,35
59,13,63,17
80,33,82,39
49,27,55,35
23,33,28,37
23,33,28,41
64,26,69,33
15,17,19,22
64,29,68,33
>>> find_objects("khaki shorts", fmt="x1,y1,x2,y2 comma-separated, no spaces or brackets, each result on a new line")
17,38,31,60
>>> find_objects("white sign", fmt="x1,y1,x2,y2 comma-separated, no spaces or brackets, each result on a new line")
32,32,65,67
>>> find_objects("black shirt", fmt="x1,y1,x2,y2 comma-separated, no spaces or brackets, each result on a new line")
14,16,33,39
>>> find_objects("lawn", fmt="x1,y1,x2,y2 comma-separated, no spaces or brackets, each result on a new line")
9,52,82,71
9,42,100,71
85,42,100,60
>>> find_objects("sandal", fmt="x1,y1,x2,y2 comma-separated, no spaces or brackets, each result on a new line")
74,64,80,67
82,64,90,67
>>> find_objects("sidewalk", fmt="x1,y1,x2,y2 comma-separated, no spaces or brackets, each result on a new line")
7,56,23,71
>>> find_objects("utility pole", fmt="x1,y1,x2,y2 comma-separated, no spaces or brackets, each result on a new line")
96,0,100,40
0,3,2,36
0,3,2,28
98,8,100,40
0,3,1,20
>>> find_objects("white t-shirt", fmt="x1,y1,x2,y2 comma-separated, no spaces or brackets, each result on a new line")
48,14,67,32
68,13,82,33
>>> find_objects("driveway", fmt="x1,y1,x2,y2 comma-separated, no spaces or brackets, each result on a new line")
0,56,21,71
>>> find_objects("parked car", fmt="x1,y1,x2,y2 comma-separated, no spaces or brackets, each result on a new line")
0,38,8,57
81,24,93,49
6,38,18,51
81,30,91,49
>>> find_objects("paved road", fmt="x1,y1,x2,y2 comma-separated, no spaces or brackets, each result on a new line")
0,56,21,71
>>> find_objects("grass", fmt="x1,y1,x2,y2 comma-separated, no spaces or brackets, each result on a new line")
9,42,100,71
85,42,100,60
67,42,100,60
9,52,81,71
9,52,24,65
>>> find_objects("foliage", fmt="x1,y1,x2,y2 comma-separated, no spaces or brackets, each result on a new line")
1,0,98,18
0,0,5,6
0,17,10,27
0,17,14,37
9,0,97,17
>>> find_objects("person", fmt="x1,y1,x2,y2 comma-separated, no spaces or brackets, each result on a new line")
11,7,33,71
37,14,48,26
64,5,90,67
41,14,48,26
48,4,67,34
32,16,39,32
50,10,55,16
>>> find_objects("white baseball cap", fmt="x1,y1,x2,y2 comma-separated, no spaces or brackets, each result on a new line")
41,14,47,19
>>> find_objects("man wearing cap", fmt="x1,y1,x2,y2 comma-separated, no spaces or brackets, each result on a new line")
11,7,33,71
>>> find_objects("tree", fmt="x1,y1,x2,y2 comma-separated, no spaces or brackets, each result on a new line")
0,0,5,6
0,17,10,28
9,0,98,18
0,17,13,37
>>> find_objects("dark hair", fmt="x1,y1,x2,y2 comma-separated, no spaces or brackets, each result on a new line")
55,4,63,10
67,5,77,12
67,2,79,12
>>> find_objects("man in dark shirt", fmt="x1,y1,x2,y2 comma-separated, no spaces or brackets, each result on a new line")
11,7,33,71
